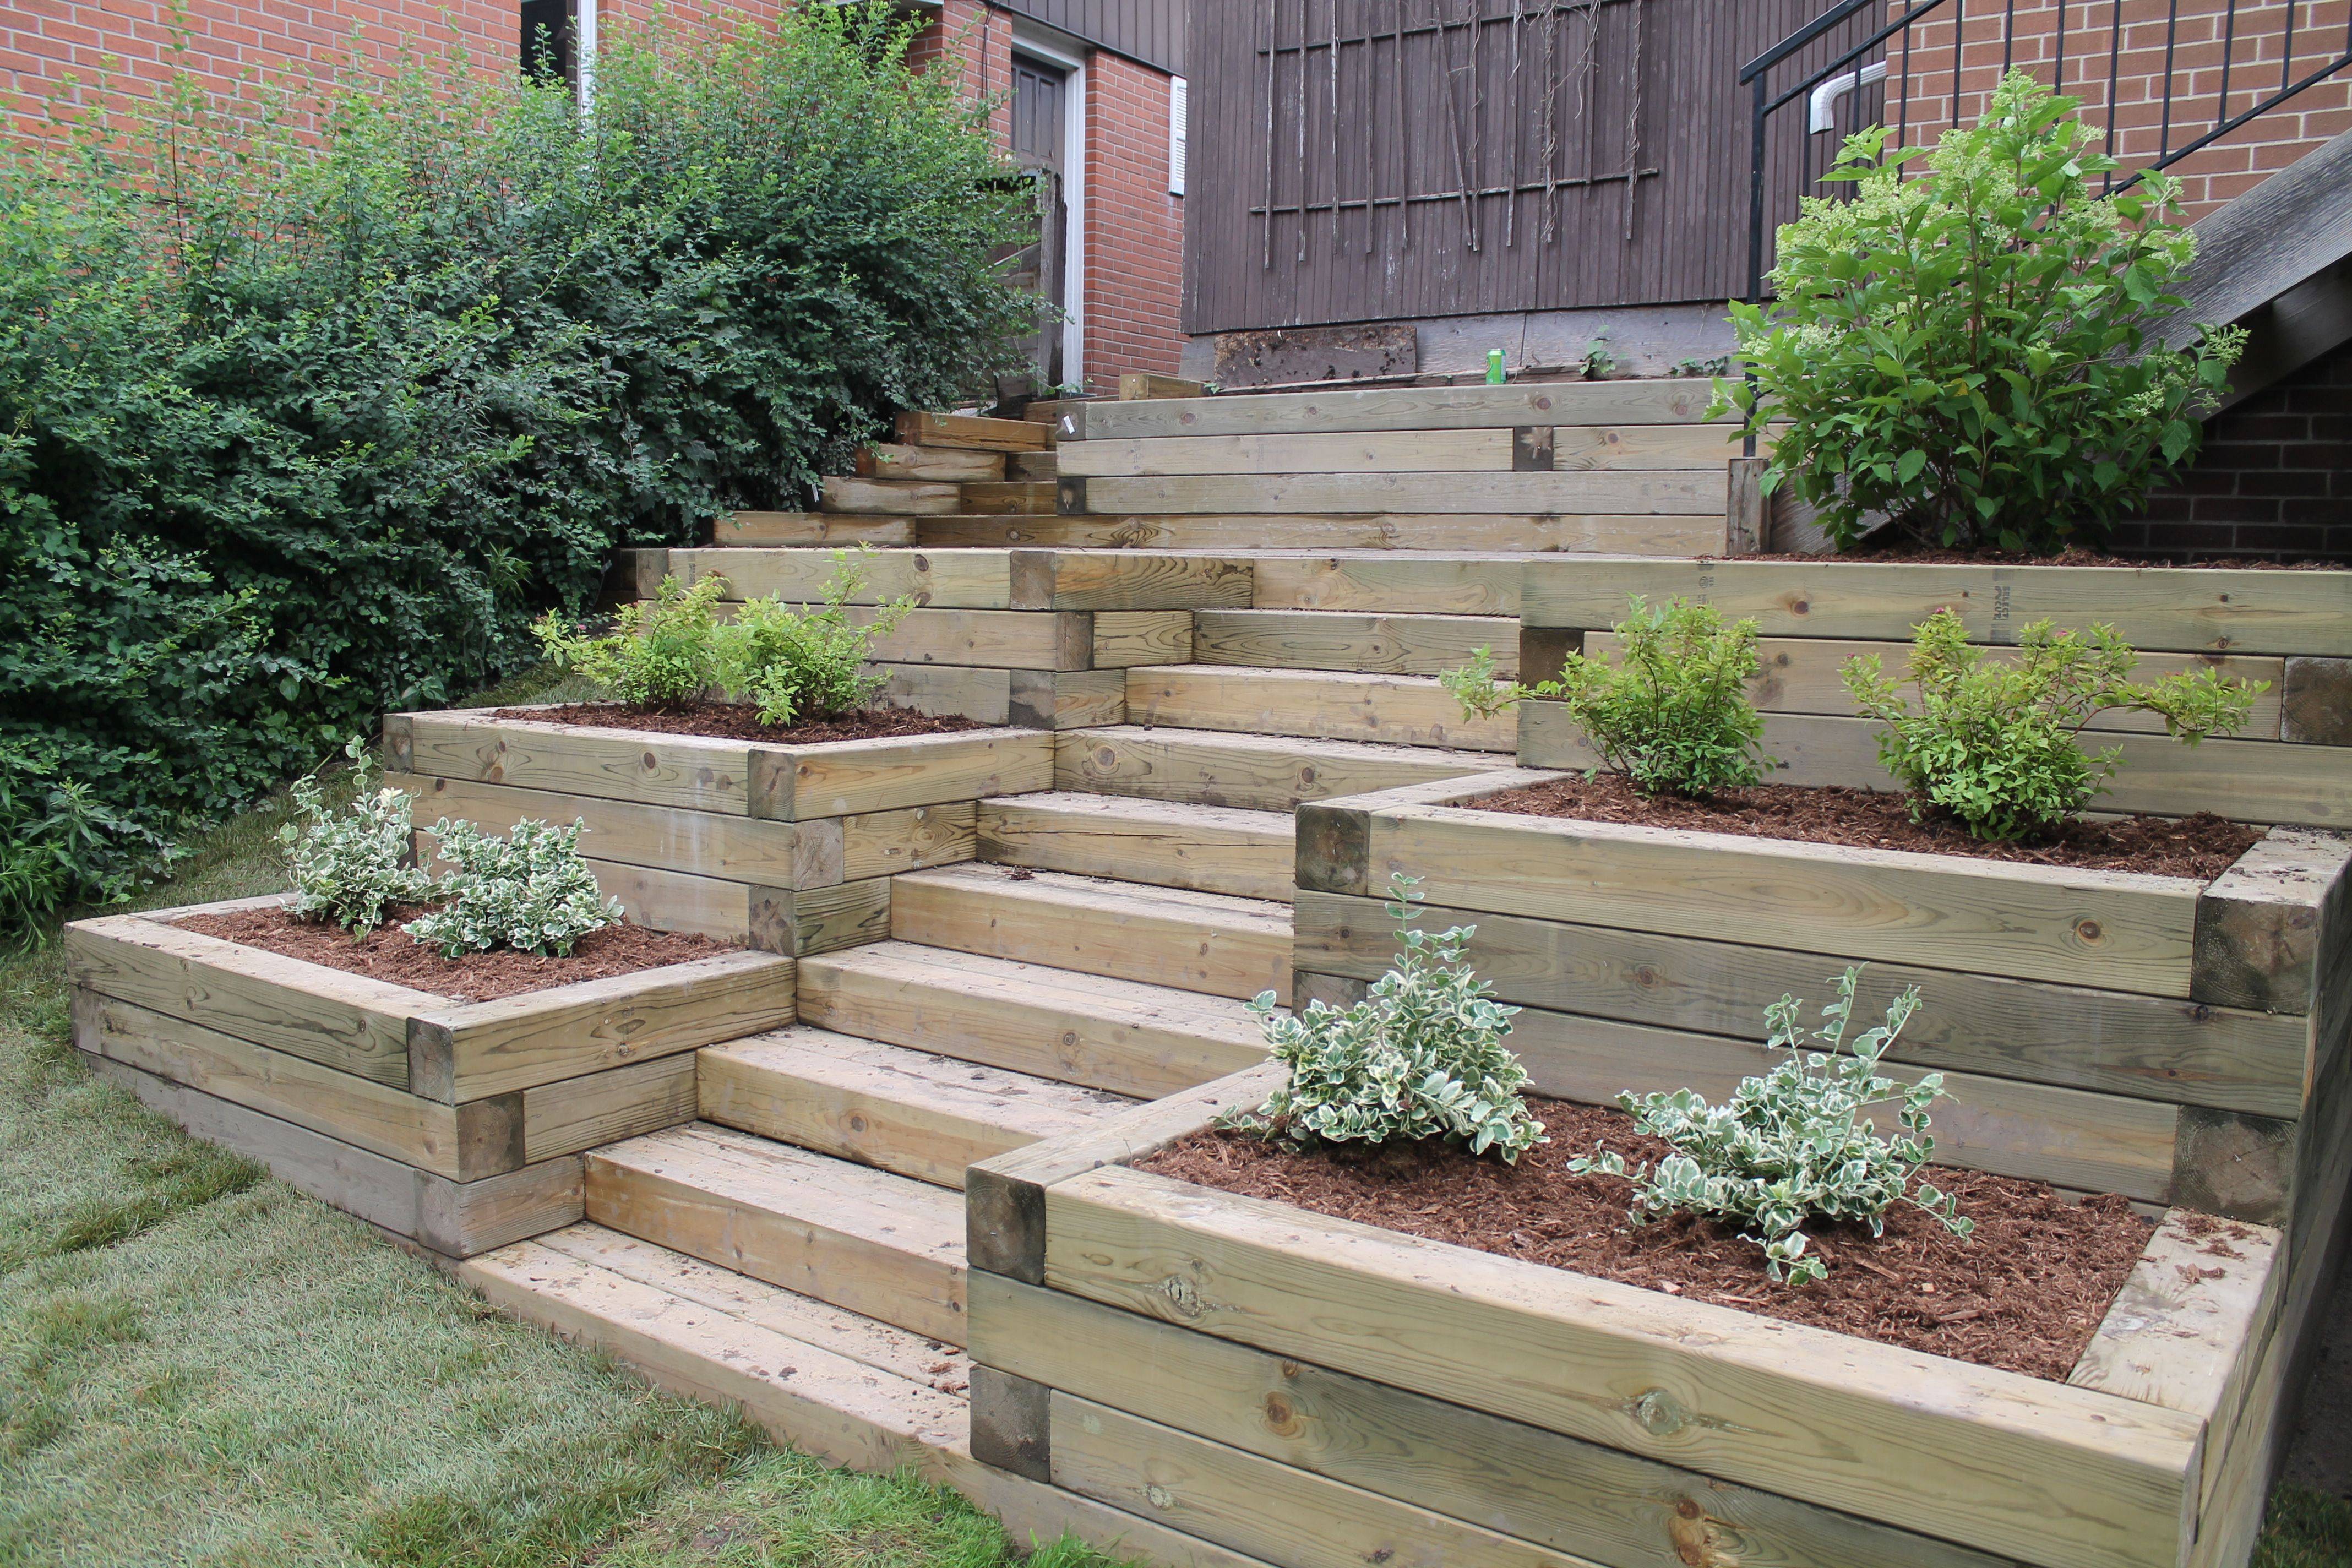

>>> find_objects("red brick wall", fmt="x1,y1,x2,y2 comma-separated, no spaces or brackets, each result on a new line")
1081,48,1185,385
1886,0,2352,216
2114,337,2352,562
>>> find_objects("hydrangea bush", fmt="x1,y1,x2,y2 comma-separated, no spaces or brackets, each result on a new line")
278,738,434,935
405,817,622,957
1844,609,2259,840
1227,877,1545,1162
1572,967,1971,1285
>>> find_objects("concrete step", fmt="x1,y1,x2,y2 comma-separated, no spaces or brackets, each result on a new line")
977,790,1295,902
1055,725,1498,810
586,1123,967,1344
796,942,1268,1101
891,863,1292,1002
1191,608,1516,676
1125,665,1518,752
697,1026,1131,1189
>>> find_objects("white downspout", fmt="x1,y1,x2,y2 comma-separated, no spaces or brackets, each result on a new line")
575,0,598,112
1810,58,1887,133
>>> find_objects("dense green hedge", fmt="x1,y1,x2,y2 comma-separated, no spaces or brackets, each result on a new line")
0,6,1034,928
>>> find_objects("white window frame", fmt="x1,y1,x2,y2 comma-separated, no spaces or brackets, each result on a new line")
1169,75,1187,196
1014,35,1086,391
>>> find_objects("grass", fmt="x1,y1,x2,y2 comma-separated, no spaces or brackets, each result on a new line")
0,666,2344,1565
0,669,1129,1568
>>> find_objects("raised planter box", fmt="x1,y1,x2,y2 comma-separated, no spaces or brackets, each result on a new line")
64,895,795,1256
385,709,1058,956
964,1068,2290,1568
1516,556,2352,827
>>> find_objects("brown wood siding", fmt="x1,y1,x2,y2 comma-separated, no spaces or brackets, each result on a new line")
1184,0,1870,333
997,0,1186,75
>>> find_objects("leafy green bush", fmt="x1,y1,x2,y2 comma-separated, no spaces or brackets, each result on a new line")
279,739,434,934
0,4,1031,930
1228,877,1544,1162
405,818,622,957
1844,609,2258,840
534,577,732,709
714,554,916,726
1445,596,1770,797
1573,967,1970,1285
1712,71,2244,553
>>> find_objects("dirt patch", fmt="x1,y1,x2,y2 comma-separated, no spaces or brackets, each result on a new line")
176,905,731,1003
1725,546,2342,570
1140,1097,2171,1381
495,703,985,744
1468,771,2260,881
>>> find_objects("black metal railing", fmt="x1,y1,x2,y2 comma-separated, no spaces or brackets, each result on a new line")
1741,0,2352,308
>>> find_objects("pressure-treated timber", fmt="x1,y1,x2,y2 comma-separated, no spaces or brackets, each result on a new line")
1522,555,2352,657
918,512,1725,554
899,411,1053,451
696,1027,1130,1188
2284,657,2352,744
711,512,916,547
1040,1164,2202,1568
1057,429,1520,477
672,546,1020,608
820,477,965,516
398,711,759,816
1055,726,1495,810
1248,553,1523,613
796,943,1267,1101
749,727,1054,820
1090,609,1194,667
856,443,1007,482
960,481,1060,515
1193,608,1517,675
891,864,1293,1001
872,666,1128,731
1117,372,1207,401
854,608,1096,671
520,1054,701,1165
1021,551,1255,611
1071,381,1716,439
1126,666,1518,752
977,792,1297,903
1076,471,1727,516
586,1121,967,1343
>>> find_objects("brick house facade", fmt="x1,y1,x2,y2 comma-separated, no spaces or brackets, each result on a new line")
1,0,1187,390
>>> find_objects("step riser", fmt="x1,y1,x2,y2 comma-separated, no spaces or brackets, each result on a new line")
697,1053,1031,1190
891,874,1292,1004
978,801,1295,903
1191,611,1515,677
1054,729,1492,810
1125,667,1518,753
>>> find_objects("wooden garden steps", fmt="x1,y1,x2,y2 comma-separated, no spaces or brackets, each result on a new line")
1191,608,1517,676
890,864,1293,1003
1055,726,1495,810
697,1026,1133,1189
796,943,1269,1102
976,791,1296,903
586,1121,968,1343
1125,665,1520,752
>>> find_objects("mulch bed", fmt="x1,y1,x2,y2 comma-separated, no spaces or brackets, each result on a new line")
1468,772,2260,881
1139,1097,2198,1381
1725,546,2342,570
496,703,984,744
176,904,730,1003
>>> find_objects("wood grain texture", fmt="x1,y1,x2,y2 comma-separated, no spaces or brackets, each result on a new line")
854,608,1092,671
1360,799,2203,996
1522,556,2352,656
1073,382,1716,438
961,481,1060,515
710,512,915,547
672,546,1015,608
977,793,1296,903
1025,551,1255,611
856,443,1006,482
1090,609,1194,667
2192,827,2352,1013
404,712,753,815
1127,665,1519,752
1057,429,1518,477
398,773,812,886
755,727,1054,820
900,411,1052,451
1054,726,1494,811
820,477,964,515
519,1054,700,1164
917,511,1724,554
1082,471,1725,516
1293,890,2312,1118
1195,609,1516,675
870,666,1125,729
1042,1166,2201,1568
1248,553,1523,613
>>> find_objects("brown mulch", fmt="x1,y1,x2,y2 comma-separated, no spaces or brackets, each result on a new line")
1471,771,2260,880
496,703,984,744
176,904,730,1003
1728,546,2342,570
1139,1097,2172,1381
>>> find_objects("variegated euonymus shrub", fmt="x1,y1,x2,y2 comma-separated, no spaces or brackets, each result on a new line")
279,737,434,935
1229,877,1544,1161
405,818,622,957
1572,967,1972,1284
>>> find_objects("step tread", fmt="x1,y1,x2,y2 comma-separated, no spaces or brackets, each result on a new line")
1056,724,1497,809
698,1025,1132,1186
983,788,1296,835
1125,664,1518,752
978,791,1295,902
891,864,1292,1001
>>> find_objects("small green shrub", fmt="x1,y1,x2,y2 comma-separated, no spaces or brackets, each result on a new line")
533,576,730,709
1227,877,1544,1162
714,552,916,725
1712,71,2244,553
1844,609,2258,840
1573,967,1970,1285
1445,596,1770,798
405,818,622,957
278,738,434,934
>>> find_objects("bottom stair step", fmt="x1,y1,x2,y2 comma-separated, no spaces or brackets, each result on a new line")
586,1123,967,1344
697,1027,1134,1189
458,1223,1275,1568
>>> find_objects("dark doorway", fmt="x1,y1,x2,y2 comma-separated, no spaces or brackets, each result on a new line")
520,0,572,87
1007,55,1070,390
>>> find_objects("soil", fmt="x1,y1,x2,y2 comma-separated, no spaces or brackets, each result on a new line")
1725,545,2343,570
496,703,985,744
1139,1097,2186,1381
1469,771,2261,881
176,904,730,1003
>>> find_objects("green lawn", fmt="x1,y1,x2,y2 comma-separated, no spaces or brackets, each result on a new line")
0,690,2343,1566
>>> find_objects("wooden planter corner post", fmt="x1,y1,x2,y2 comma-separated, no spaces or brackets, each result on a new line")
64,895,796,1257
383,709,1060,959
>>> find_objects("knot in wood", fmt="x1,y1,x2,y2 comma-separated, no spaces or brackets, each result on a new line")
1145,1483,1175,1510
2076,918,2104,943
1157,1274,1207,1317
1630,1387,1690,1436
1261,1392,1303,1436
